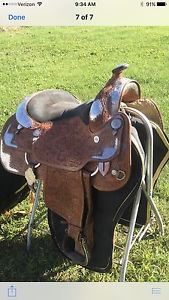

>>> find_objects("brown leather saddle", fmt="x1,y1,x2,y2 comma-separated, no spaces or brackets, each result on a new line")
0,64,168,272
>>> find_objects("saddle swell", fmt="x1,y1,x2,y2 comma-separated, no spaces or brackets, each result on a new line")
89,63,141,133
1,64,168,273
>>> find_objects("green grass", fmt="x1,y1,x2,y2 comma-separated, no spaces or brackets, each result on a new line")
0,26,169,282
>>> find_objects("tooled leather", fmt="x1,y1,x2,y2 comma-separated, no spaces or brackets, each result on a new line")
42,167,93,258
82,170,94,252
93,75,120,127
90,113,131,191
2,109,131,192
1,115,51,176
2,115,52,153
44,168,83,223
32,115,123,171
44,168,86,256
90,72,140,133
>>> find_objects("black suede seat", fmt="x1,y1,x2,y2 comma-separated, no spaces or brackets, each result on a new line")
27,89,85,123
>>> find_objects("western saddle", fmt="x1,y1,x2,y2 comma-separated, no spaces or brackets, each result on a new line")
0,64,168,280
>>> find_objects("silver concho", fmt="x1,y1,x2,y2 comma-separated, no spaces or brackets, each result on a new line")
94,136,100,143
111,118,122,130
33,128,41,137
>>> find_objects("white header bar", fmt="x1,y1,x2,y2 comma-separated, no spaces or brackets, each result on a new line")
0,0,169,26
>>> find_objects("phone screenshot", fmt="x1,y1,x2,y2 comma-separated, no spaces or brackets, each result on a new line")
0,1,169,299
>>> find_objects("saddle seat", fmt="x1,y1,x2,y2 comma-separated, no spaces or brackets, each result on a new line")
16,89,82,128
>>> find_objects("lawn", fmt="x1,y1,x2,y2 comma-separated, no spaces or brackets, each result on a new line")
0,26,169,282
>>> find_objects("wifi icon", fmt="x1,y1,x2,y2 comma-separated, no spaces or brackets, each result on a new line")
37,1,42,6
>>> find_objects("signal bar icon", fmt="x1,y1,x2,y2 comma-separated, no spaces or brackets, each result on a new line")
2,2,43,6
3,2,17,5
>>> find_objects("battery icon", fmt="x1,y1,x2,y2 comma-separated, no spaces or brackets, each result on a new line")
157,1,167,5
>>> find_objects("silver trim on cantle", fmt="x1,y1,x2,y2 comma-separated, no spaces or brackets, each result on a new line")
3,124,17,148
16,96,33,128
16,91,42,128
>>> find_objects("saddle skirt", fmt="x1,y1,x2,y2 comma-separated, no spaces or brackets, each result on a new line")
1,110,131,189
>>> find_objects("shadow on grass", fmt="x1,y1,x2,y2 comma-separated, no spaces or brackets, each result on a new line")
0,234,70,282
